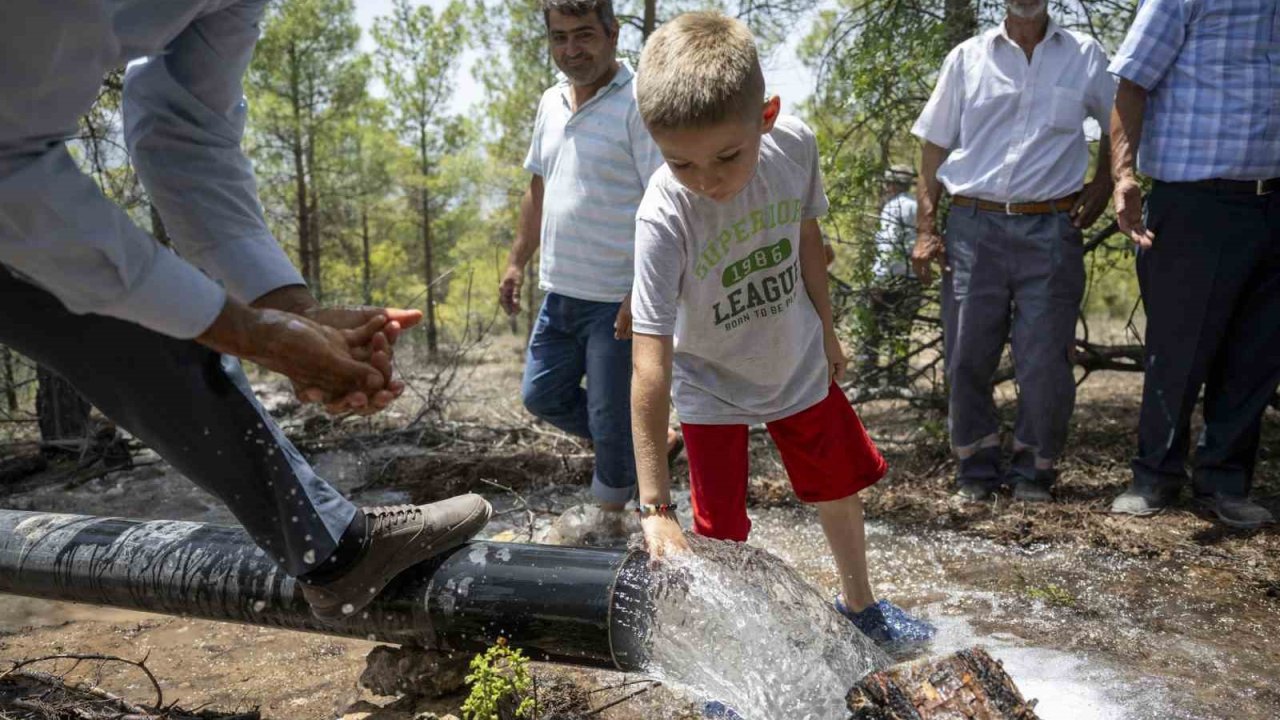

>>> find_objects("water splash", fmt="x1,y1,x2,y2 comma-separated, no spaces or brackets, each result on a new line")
636,536,891,720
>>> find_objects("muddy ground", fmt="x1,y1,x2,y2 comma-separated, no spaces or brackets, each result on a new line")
1,333,1277,719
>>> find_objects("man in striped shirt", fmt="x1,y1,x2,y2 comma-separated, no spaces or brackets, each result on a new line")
1109,0,1279,529
498,0,670,534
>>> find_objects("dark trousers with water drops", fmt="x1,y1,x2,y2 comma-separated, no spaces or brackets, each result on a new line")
0,267,357,576
1132,182,1280,498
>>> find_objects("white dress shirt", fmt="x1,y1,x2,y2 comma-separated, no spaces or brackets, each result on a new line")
873,193,917,279
912,19,1117,204
0,0,303,340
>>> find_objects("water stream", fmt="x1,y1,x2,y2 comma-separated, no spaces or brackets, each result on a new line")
490,489,1279,719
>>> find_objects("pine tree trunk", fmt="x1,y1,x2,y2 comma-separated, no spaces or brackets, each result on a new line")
35,367,91,456
362,206,373,306
150,203,171,247
2,347,16,413
846,648,1040,720
420,130,439,358
944,0,977,47
643,0,657,39
289,44,314,290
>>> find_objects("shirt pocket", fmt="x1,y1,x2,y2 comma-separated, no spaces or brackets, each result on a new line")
1048,86,1085,133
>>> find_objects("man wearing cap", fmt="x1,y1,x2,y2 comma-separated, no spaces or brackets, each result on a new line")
1108,0,1279,528
861,165,920,386
911,0,1116,502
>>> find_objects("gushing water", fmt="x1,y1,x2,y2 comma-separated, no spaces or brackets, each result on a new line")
626,535,891,720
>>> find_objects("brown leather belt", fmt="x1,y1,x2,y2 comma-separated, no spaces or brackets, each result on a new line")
952,194,1079,215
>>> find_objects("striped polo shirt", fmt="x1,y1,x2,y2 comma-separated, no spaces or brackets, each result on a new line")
523,62,665,303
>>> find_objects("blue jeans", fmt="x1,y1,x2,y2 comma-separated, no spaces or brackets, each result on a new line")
522,293,636,504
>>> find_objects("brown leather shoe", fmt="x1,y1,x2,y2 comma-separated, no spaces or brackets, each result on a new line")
301,495,492,622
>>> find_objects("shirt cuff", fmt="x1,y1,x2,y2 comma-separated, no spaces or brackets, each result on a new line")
630,318,675,336
191,236,306,305
1107,56,1161,92
103,247,227,340
910,122,954,150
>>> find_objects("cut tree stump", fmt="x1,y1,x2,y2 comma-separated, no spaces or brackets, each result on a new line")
847,648,1040,720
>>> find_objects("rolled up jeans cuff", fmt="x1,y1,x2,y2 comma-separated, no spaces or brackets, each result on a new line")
591,473,636,505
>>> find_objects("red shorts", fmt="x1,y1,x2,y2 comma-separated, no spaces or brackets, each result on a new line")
681,384,887,542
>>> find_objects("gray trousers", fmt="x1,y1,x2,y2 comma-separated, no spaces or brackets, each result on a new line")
941,206,1084,464
1133,181,1280,498
0,267,356,576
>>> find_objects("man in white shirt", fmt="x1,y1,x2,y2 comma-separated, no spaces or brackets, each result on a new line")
0,0,490,624
911,0,1116,503
862,165,920,385
497,0,671,537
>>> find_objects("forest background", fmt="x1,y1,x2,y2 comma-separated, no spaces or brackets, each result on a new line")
0,0,1148,435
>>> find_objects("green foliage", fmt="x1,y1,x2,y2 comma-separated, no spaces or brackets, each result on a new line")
462,639,537,720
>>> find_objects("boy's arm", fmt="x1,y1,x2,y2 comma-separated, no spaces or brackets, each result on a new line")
632,332,690,557
799,218,846,383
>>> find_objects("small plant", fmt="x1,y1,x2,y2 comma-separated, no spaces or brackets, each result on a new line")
461,637,537,720
1024,583,1077,608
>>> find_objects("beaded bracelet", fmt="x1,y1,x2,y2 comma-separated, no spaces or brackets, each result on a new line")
636,502,679,517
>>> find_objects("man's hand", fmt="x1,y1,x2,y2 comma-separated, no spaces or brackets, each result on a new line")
615,293,633,340
912,229,948,284
252,287,423,416
199,301,387,402
1071,176,1114,229
1114,174,1155,249
823,329,848,384
641,513,692,561
499,265,524,316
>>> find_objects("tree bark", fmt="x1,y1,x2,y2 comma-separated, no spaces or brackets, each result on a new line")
420,128,439,357
847,648,1040,720
944,0,977,47
289,44,314,291
642,0,657,39
2,346,17,413
362,205,373,306
149,203,170,247
307,132,322,299
35,367,91,456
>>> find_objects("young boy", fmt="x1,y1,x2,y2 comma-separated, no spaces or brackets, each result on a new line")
629,11,934,648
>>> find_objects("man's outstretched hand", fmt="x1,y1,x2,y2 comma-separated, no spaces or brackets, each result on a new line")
198,301,389,404
216,286,425,416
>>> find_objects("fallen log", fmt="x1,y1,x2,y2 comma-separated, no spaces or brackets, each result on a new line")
847,648,1039,720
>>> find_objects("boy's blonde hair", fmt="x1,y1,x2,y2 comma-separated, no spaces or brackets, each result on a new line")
637,12,765,131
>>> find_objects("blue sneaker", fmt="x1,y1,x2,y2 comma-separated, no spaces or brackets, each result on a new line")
835,596,936,649
704,700,746,719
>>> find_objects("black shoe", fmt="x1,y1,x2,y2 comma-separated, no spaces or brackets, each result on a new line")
1194,493,1276,530
954,446,1001,502
1013,471,1056,503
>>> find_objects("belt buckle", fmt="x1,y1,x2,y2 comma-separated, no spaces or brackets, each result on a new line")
1259,179,1274,196
1005,201,1021,216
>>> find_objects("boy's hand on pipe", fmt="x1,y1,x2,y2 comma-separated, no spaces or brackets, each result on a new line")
641,514,691,561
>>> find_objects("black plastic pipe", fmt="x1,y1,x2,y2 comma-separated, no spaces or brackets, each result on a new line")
0,509,651,670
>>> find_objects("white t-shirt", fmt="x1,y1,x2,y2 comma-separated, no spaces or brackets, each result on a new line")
631,115,830,425
873,193,918,279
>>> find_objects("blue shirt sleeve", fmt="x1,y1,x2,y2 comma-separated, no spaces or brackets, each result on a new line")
0,5,227,340
124,0,305,307
1108,0,1190,91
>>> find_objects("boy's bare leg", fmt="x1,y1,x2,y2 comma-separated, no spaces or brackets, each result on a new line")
816,493,876,612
